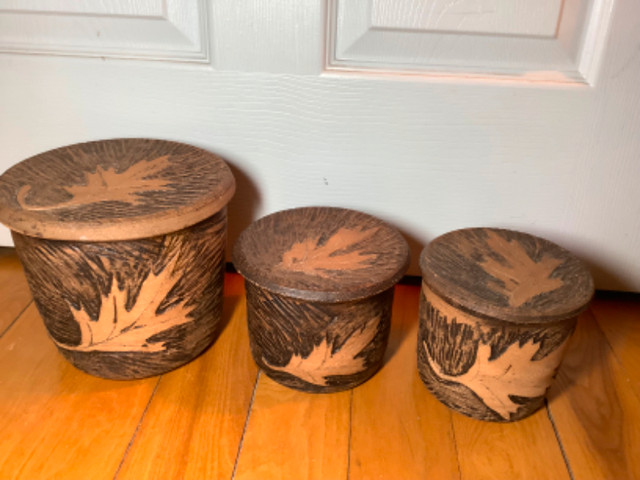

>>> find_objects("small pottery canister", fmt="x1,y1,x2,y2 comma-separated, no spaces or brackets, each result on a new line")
232,206,410,393
0,138,235,379
418,228,594,422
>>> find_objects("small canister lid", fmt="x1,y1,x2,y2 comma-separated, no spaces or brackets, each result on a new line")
420,228,594,323
0,138,235,241
232,206,410,302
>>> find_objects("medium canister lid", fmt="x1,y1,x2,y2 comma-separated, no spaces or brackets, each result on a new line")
232,207,410,302
420,228,594,323
0,138,235,241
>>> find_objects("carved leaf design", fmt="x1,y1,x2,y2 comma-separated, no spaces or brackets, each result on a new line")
264,318,378,385
17,155,172,211
480,231,564,307
54,253,193,353
424,337,569,419
278,227,379,278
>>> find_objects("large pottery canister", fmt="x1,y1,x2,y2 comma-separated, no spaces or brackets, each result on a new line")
232,206,410,393
418,228,594,422
0,138,235,379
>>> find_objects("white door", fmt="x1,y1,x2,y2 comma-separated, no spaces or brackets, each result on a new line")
0,0,638,291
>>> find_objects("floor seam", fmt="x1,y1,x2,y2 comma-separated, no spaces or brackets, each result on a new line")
546,398,576,480
230,369,261,480
450,413,463,480
0,300,33,339
347,388,354,480
112,375,162,480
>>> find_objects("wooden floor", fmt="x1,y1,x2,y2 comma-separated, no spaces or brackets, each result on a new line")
0,249,639,480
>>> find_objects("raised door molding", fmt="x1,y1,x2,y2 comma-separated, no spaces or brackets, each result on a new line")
328,0,614,84
0,0,209,63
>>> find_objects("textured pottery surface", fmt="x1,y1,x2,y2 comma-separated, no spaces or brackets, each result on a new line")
0,138,235,379
0,138,235,241
13,212,227,379
233,206,409,393
418,228,594,422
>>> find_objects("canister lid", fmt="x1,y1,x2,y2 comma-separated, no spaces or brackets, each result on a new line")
232,207,410,302
420,228,594,323
0,138,235,241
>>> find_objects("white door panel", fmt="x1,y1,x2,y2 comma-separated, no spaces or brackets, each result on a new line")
0,0,209,63
0,0,638,291
369,0,564,36
330,0,612,84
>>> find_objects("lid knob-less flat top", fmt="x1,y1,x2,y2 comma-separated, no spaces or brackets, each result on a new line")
0,138,235,241
232,207,410,302
420,228,594,323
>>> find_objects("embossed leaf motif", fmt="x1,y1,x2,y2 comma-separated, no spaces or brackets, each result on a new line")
264,319,378,386
425,337,568,419
17,155,172,211
279,227,379,278
480,231,564,307
53,254,192,353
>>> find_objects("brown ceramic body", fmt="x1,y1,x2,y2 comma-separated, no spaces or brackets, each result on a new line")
417,228,593,422
417,282,576,422
13,210,227,380
0,138,235,379
245,281,394,393
232,206,410,394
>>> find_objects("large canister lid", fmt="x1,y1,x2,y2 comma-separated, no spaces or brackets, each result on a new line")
0,138,235,241
232,206,410,302
420,228,594,323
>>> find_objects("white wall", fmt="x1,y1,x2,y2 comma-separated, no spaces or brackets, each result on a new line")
0,0,638,291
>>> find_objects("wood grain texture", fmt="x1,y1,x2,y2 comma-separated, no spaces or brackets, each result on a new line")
452,408,571,480
233,206,409,302
350,284,460,480
547,308,640,479
1,258,639,479
591,296,640,401
0,248,31,334
421,228,594,323
0,303,157,480
245,282,392,393
418,282,576,421
211,0,324,74
13,211,227,379
0,138,235,241
232,372,350,480
115,274,259,480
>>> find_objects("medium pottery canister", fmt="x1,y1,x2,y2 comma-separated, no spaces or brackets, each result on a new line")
418,228,594,422
232,206,410,393
0,138,235,379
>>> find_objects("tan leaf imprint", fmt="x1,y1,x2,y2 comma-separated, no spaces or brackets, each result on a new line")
54,253,193,353
278,227,379,278
264,318,379,386
424,337,569,419
17,155,172,211
479,231,564,307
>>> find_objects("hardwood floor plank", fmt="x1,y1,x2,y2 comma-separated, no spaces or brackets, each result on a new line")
0,304,157,480
0,249,32,335
232,373,350,480
349,284,460,480
590,297,640,401
1,256,638,480
453,407,571,480
547,308,640,479
116,274,259,480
